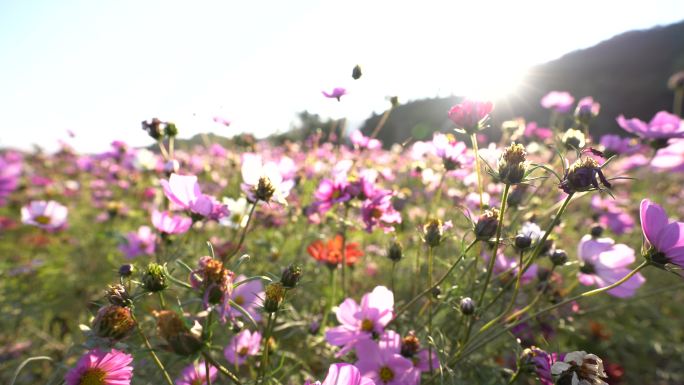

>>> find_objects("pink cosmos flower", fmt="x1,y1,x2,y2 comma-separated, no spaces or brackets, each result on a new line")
361,191,402,233
431,133,473,170
311,177,353,216
161,173,228,220
526,348,564,385
119,225,157,259
576,234,645,298
448,99,494,133
224,329,262,366
350,130,381,150
64,348,133,385
599,135,639,156
541,91,575,113
575,96,600,120
175,362,218,385
229,274,264,322
307,363,376,385
0,153,21,206
21,200,68,231
213,116,231,127
323,87,347,101
616,111,683,140
354,331,413,385
326,286,394,356
151,210,192,235
640,199,684,268
651,139,684,171
523,122,553,141
590,196,634,235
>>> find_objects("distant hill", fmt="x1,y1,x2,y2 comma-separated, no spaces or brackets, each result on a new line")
360,20,684,144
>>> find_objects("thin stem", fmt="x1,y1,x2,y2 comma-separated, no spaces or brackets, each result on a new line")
478,249,524,333
158,292,166,309
470,133,484,209
226,200,258,262
206,359,213,385
392,240,477,323
340,205,350,296
391,262,396,294
674,88,683,117
258,312,276,384
131,314,173,385
322,268,336,327
427,245,434,375
202,351,242,385
157,139,170,160
370,106,393,139
477,183,511,305
521,193,574,273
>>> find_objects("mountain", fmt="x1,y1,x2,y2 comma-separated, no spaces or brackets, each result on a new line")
360,20,684,144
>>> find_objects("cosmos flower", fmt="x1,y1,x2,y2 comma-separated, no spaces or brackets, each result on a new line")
224,329,262,366
576,234,645,298
307,363,376,385
189,256,235,322
616,111,683,140
640,199,684,269
541,91,575,113
175,362,218,385
551,351,608,385
161,173,228,220
325,286,394,356
523,122,553,141
651,139,684,171
307,235,364,268
21,200,68,231
64,348,133,385
0,153,22,206
119,226,156,259
448,99,494,134
351,129,382,150
219,197,251,229
523,347,564,385
241,153,294,204
151,210,192,235
431,133,473,171
354,331,413,385
574,96,600,123
599,135,639,157
361,191,402,233
323,87,347,101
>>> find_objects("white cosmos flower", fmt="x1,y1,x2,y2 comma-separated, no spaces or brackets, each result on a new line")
219,197,250,229
551,351,607,385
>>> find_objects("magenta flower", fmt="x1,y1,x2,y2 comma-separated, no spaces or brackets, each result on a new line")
575,96,600,121
526,347,564,385
21,200,68,231
651,139,684,171
119,225,157,259
161,173,228,220
599,135,639,156
350,129,381,150
308,363,376,385
224,329,262,366
361,191,402,233
354,331,413,385
151,210,192,235
64,348,133,385
448,99,494,134
577,234,645,298
431,133,473,170
540,91,575,113
229,274,264,322
311,177,353,216
591,196,634,235
323,87,347,101
175,362,218,385
0,153,21,206
640,199,684,268
616,111,683,140
326,286,394,356
523,122,553,141
213,116,231,127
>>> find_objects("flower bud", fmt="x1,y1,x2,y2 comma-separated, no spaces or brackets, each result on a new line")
562,128,586,150
142,263,168,293
231,319,245,333
142,118,163,140
475,208,500,241
352,64,362,80
550,249,568,266
255,176,276,202
400,331,420,358
387,240,403,262
164,122,178,137
559,157,611,194
667,71,684,90
106,284,131,307
153,310,203,356
281,264,303,289
460,297,475,315
431,286,441,299
263,282,286,313
92,305,135,341
389,96,399,108
590,224,604,238
574,97,600,125
423,218,444,248
515,234,532,250
497,142,528,185
119,264,134,278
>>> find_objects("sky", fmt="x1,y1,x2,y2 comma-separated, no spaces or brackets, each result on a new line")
1,0,683,152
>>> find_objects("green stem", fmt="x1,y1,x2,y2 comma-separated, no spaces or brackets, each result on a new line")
340,205,350,297
206,359,213,385
322,268,336,327
477,183,511,305
521,193,574,273
427,245,434,375
470,133,484,209
131,314,173,385
391,262,396,294
258,312,276,384
158,292,166,309
392,240,477,324
674,88,683,117
478,249,524,333
226,201,258,262
202,351,242,385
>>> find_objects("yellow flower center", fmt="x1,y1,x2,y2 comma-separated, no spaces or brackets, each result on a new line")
379,366,394,382
79,368,106,385
360,318,374,332
238,346,249,356
234,295,245,306
35,215,51,225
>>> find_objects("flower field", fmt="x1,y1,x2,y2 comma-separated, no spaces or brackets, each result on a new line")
2,85,684,385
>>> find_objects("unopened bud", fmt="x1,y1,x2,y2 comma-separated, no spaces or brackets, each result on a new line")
550,249,568,266
281,264,303,289
515,234,532,250
590,224,604,238
497,142,528,185
153,310,203,356
142,263,168,292
475,208,499,241
164,122,178,137
400,331,420,358
106,284,131,307
263,282,286,313
387,240,403,262
460,297,475,315
352,64,362,80
92,305,135,341
255,176,276,202
423,219,444,247
119,264,134,278
562,128,586,150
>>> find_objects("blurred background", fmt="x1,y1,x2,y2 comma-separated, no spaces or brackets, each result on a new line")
1,0,683,152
